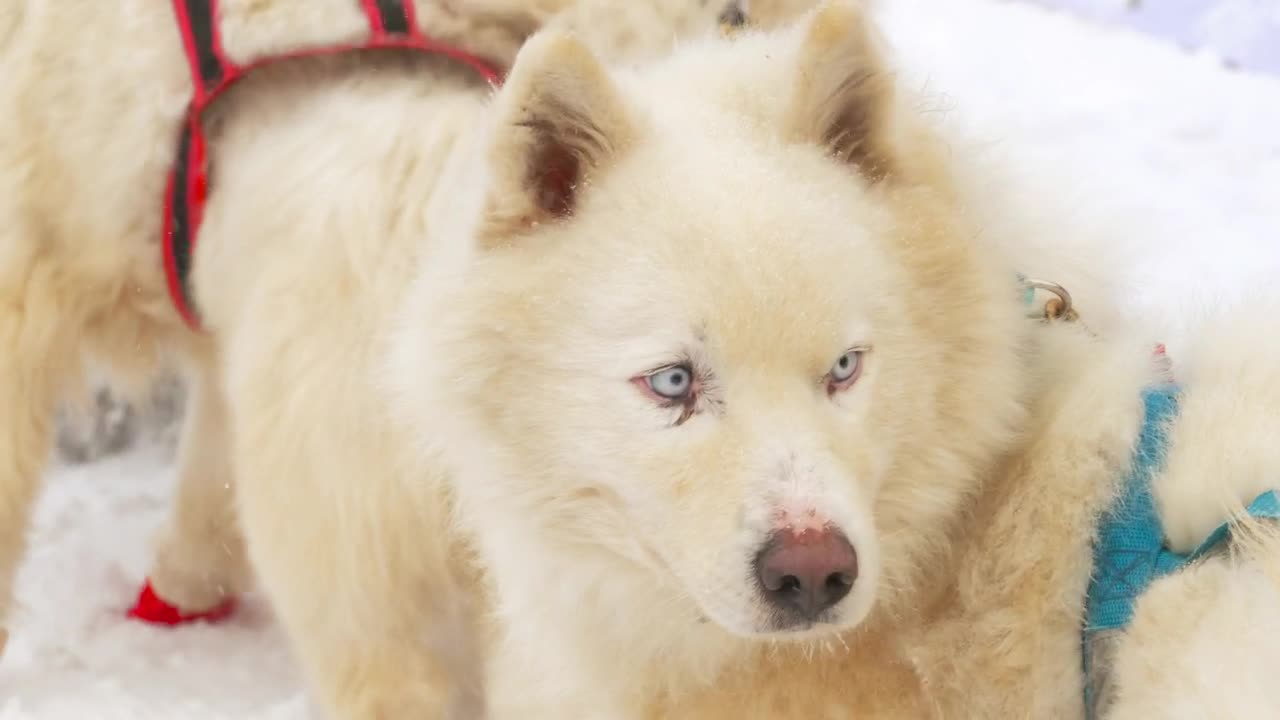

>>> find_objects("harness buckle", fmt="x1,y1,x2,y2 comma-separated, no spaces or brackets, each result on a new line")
1021,277,1079,323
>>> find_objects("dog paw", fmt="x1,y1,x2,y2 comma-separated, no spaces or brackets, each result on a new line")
127,579,236,626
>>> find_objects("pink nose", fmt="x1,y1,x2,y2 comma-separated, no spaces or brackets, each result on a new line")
754,527,857,625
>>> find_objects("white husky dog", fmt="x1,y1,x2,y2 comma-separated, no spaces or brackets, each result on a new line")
0,0,815,715
4,0,1278,717
381,4,1280,719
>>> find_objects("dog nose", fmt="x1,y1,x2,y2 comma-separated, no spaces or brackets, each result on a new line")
754,528,857,623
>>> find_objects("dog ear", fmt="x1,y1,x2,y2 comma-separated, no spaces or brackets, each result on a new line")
480,32,635,243
786,1,897,182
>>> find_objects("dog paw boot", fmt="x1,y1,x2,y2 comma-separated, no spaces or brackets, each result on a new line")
127,579,237,625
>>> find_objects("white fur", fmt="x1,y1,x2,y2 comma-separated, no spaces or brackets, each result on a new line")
0,0,813,714
1110,549,1280,719
4,0,1279,717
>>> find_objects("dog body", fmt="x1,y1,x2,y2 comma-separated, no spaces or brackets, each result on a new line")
0,0,812,715
382,5,1280,719
3,0,1278,718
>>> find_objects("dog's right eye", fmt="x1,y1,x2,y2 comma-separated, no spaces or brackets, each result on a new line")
645,365,694,400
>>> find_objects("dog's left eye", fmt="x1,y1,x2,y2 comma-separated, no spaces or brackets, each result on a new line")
827,349,864,393
646,365,694,400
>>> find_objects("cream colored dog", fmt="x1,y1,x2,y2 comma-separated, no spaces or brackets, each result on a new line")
379,4,1280,720
4,0,1278,718
0,0,814,715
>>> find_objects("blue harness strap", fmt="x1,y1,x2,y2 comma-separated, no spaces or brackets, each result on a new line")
1083,384,1182,638
1015,275,1280,715
1082,383,1280,716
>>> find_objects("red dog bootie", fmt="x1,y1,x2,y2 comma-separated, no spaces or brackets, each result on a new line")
127,579,237,626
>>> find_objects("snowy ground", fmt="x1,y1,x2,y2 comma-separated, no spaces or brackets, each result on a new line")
5,0,1280,717
1027,0,1280,76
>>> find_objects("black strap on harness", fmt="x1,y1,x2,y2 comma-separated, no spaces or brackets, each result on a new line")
162,0,501,330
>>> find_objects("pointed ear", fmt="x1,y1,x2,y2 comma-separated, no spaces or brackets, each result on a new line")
480,32,635,243
786,1,898,182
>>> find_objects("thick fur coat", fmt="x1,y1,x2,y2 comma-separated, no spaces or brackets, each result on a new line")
2,0,1277,717
0,0,809,715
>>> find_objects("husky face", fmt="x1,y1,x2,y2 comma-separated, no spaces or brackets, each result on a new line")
394,1,1025,640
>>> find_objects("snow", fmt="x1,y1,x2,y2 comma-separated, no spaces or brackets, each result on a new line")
4,0,1280,716
1025,0,1280,76
880,0,1280,354
3,448,307,719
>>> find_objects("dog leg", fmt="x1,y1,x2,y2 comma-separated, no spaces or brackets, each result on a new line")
238,458,472,720
0,264,72,654
225,327,478,719
132,355,248,623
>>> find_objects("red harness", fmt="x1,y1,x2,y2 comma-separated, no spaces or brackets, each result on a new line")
164,0,503,330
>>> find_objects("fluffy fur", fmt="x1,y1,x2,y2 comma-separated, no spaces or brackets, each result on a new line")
3,0,1279,718
381,4,1280,718
0,0,817,715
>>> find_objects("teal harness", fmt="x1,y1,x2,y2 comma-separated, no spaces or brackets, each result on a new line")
1015,277,1280,716
1081,382,1280,716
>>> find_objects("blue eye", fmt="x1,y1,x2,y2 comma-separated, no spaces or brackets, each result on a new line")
828,349,864,390
647,365,694,400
